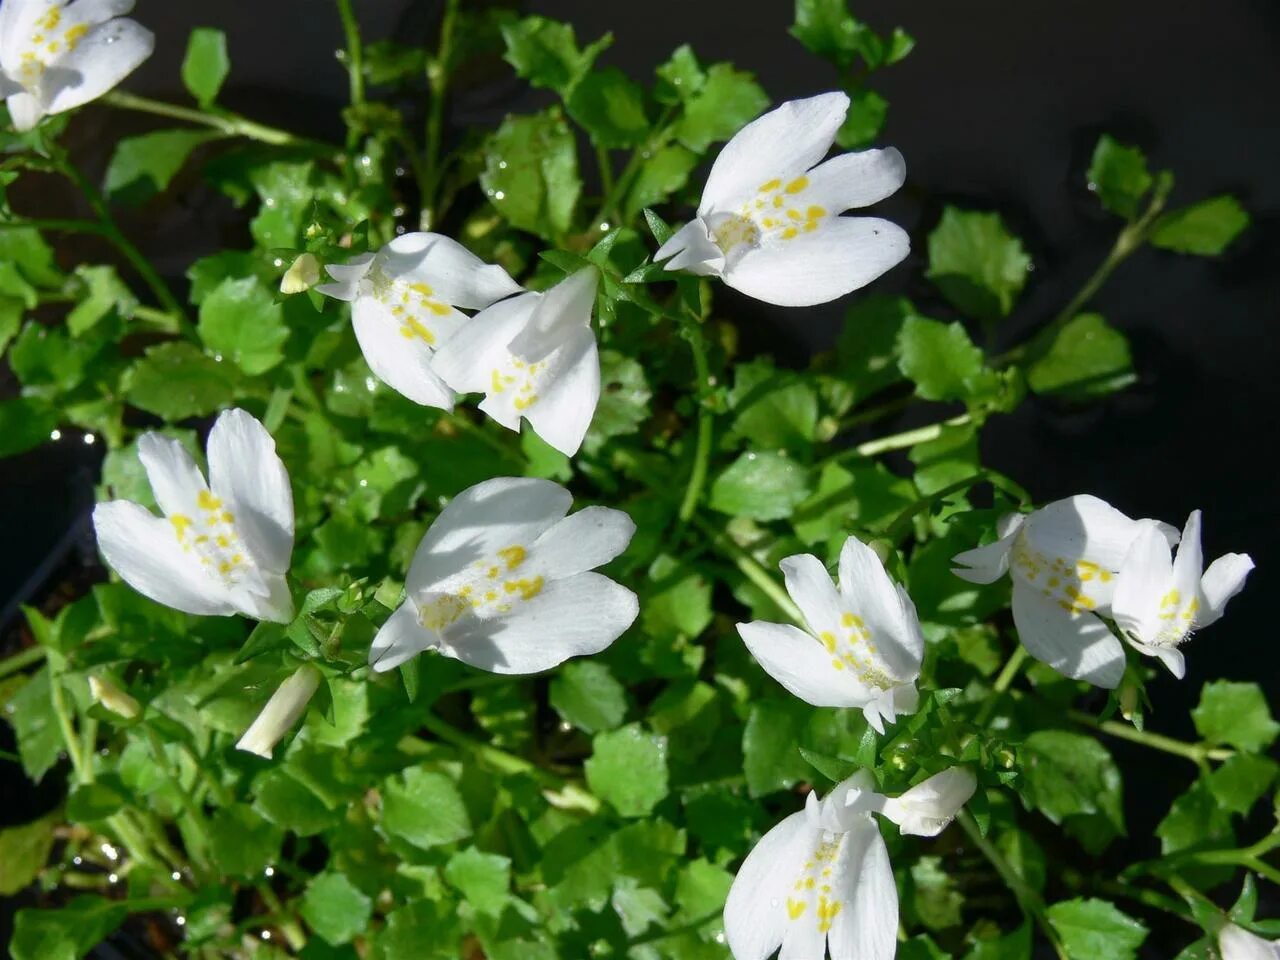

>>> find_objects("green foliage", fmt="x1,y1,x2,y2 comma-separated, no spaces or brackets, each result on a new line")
197,276,290,375
481,110,581,240
1193,681,1279,752
1047,898,1148,960
182,27,231,106
1087,135,1153,219
1027,312,1134,399
1149,195,1250,255
585,724,670,816
104,129,215,204
927,207,1032,323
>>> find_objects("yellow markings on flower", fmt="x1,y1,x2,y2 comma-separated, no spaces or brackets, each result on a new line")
18,9,92,82
490,356,544,412
787,837,845,934
712,215,761,254
721,176,830,252
416,543,544,631
370,270,452,344
785,176,809,194
1012,537,1113,615
170,490,248,583
498,545,527,570
1150,588,1201,647
817,610,897,689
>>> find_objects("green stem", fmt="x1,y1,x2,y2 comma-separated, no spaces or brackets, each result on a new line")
421,0,460,229
441,410,523,465
0,645,45,678
1099,880,1194,924
691,517,805,626
595,145,616,205
974,647,1029,727
335,0,366,124
884,473,989,541
676,323,715,525
822,413,972,467
957,810,1069,960
591,108,676,229
258,882,307,951
143,727,212,876
102,91,309,147
1068,710,1232,766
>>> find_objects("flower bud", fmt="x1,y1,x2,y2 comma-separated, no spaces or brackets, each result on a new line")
280,253,321,294
88,675,141,720
235,665,322,759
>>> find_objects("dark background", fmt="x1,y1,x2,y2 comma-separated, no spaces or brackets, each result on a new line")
2,0,1277,954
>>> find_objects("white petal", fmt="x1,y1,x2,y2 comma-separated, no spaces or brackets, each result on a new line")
827,818,897,960
1011,583,1126,688
227,573,294,624
526,505,635,580
40,18,154,115
235,665,321,759
737,620,868,708
521,327,600,456
93,501,234,617
951,522,1022,585
439,572,637,674
805,147,906,212
378,232,522,310
1112,522,1173,645
654,218,726,276
1198,552,1255,629
724,810,820,960
206,409,294,573
0,0,56,68
1219,924,1280,960
880,767,976,837
406,477,572,595
369,600,438,673
432,293,537,422
4,91,44,131
779,552,844,640
838,535,923,676
317,252,376,301
701,92,848,214
1023,495,1152,573
508,267,597,361
725,217,910,307
352,296,456,409
1170,510,1204,602
137,432,207,516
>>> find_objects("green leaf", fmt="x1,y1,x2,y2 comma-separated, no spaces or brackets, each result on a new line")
6,669,61,781
1018,731,1124,834
0,228,63,288
444,847,511,917
1149,195,1249,255
550,661,628,733
909,856,965,930
65,781,127,822
9,322,98,392
672,64,769,154
499,15,608,94
926,207,1031,322
1156,780,1234,855
207,804,283,878
1193,681,1279,752
481,110,581,240
727,358,818,449
1087,135,1152,219
0,813,57,896
584,723,670,817
104,129,214,205
743,698,810,797
1047,898,1148,960
1206,754,1279,815
252,767,339,836
369,900,462,960
709,451,813,521
622,143,699,221
300,872,373,946
124,341,238,420
249,160,315,249
641,553,713,642
654,44,706,104
590,349,652,439
0,398,57,457
612,877,668,936
181,27,230,106
10,896,127,960
791,0,865,67
382,766,472,850
67,265,137,337
567,68,649,147
897,315,988,402
835,87,889,150
1027,313,1134,399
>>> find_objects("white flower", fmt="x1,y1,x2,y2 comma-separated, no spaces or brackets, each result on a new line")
92,409,295,623
737,535,924,734
432,267,600,457
724,767,975,960
0,0,154,133
653,91,909,307
368,476,637,675
316,232,522,411
236,664,322,759
279,252,321,294
952,495,1183,689
1112,510,1253,679
1220,924,1280,960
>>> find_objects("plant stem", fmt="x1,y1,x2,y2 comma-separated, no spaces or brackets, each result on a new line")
691,517,805,626
335,0,366,133
957,810,1069,960
258,882,307,951
143,726,212,877
974,647,1029,727
884,473,988,541
0,644,45,678
1067,710,1232,766
676,322,715,525
822,413,972,467
102,91,309,147
421,0,460,228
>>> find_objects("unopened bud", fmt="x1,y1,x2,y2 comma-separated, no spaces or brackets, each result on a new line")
88,675,141,720
1119,678,1140,723
280,253,321,294
235,665,322,759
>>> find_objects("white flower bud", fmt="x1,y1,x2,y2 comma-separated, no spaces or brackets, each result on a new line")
879,767,977,837
280,253,321,294
235,665,322,759
88,675,141,720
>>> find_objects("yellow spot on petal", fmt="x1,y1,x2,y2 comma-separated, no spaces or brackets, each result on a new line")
498,545,527,570
758,178,782,192
785,176,809,194
786,899,806,920
197,490,222,511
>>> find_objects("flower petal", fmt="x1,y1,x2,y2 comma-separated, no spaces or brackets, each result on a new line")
880,767,976,837
521,326,600,456
352,296,456,409
4,91,44,130
93,501,234,617
701,92,848,213
654,218,726,276
737,620,868,708
724,809,820,960
1198,552,1254,629
508,267,597,362
527,505,635,581
206,409,294,573
805,147,906,212
725,216,910,307
1011,582,1126,688
406,477,572,595
227,573,294,624
779,552,843,640
1024,495,1159,572
951,518,1023,584
838,535,923,675
1112,522,1173,644
368,600,438,673
433,293,537,430
316,252,376,301
379,232,522,310
439,572,637,674
825,818,897,960
1171,510,1204,602
137,432,207,516
1219,923,1280,960
40,18,154,115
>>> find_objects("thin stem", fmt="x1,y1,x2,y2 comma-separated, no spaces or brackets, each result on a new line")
822,413,972,468
974,647,1029,727
676,323,715,525
1068,710,1232,766
258,882,307,951
957,810,1069,960
421,0,460,229
0,645,45,678
102,91,309,148
335,0,366,120
591,107,676,230
884,473,989,541
691,517,805,626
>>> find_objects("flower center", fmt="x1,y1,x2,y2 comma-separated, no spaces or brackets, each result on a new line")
785,833,844,933
819,611,899,689
416,543,545,630
489,356,546,412
1010,536,1112,614
1151,588,1199,647
368,269,452,345
17,8,90,82
169,490,251,584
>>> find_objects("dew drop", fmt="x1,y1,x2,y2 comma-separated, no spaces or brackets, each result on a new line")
176,916,186,927
498,160,508,170
82,433,95,445
49,429,61,441
494,190,506,200
171,871,181,881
